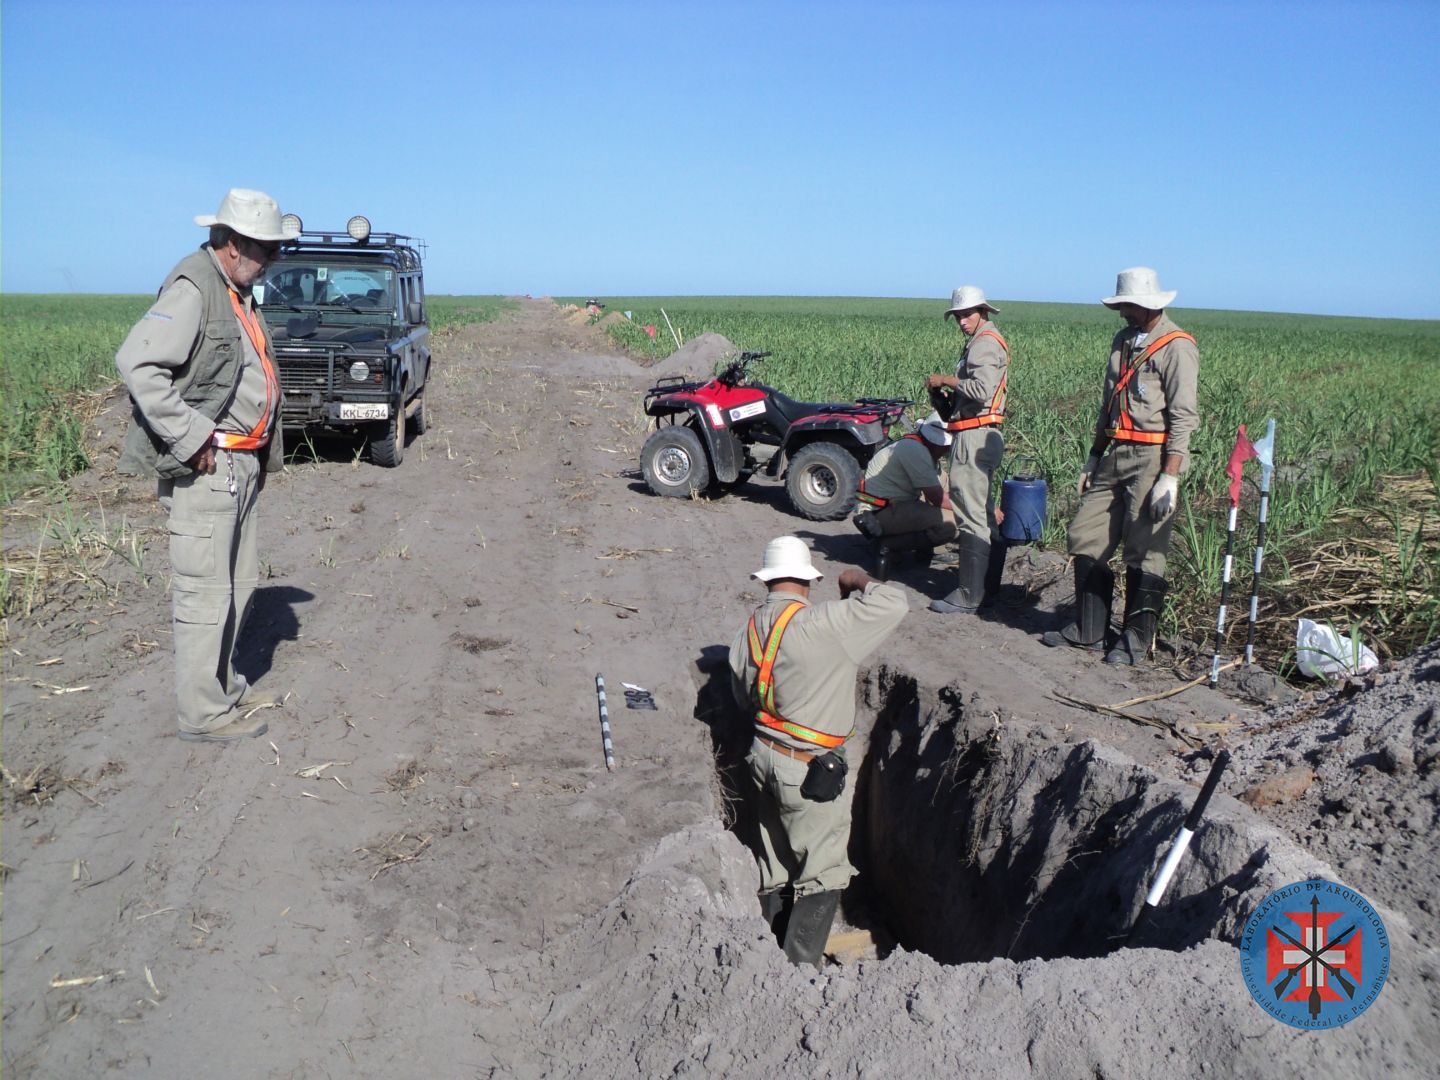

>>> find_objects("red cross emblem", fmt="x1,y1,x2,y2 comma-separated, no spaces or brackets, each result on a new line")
1265,898,1364,1012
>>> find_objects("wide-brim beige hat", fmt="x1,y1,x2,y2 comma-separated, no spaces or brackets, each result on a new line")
944,285,999,319
1102,267,1176,310
752,536,823,582
918,411,953,447
194,188,300,242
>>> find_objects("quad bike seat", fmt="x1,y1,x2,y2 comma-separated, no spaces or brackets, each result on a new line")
767,391,837,425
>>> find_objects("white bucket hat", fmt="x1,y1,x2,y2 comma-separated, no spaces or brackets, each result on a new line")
918,411,953,447
194,188,301,242
1102,267,1176,310
944,285,999,319
751,536,824,582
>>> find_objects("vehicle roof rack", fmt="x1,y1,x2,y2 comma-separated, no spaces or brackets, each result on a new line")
286,231,427,270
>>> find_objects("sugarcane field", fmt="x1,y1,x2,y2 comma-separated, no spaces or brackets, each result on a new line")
2,290,1438,1078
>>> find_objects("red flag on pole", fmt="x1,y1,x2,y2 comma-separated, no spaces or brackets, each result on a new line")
1226,425,1258,506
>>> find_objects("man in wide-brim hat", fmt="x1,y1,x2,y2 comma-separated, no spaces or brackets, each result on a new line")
116,188,299,741
1043,267,1200,666
924,285,1011,615
729,537,907,966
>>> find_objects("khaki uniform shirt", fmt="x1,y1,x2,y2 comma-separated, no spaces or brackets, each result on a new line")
115,248,276,465
953,319,1008,419
729,582,908,752
860,436,940,505
1094,312,1200,467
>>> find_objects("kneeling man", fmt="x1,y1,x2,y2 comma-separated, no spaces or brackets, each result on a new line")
853,414,957,577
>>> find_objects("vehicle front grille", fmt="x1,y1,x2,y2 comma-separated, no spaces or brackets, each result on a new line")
275,354,333,395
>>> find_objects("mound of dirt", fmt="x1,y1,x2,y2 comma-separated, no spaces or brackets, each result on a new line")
1220,640,1440,925
649,332,739,378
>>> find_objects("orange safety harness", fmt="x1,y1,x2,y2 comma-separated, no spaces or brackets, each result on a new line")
1104,330,1195,446
944,328,1010,432
211,290,280,451
856,433,927,508
746,601,849,750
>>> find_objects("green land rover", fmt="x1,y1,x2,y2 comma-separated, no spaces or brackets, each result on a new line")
258,216,431,466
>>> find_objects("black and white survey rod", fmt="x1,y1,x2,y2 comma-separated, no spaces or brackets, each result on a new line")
1128,749,1231,942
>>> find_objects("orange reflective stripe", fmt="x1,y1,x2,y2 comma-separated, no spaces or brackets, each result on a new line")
746,601,849,750
750,601,803,713
221,289,280,449
856,488,888,508
945,328,1009,431
1104,330,1195,446
757,710,848,749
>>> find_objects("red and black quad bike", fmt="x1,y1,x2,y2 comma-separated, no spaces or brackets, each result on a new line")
639,350,912,520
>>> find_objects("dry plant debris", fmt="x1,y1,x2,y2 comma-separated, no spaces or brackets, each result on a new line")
357,831,433,880
450,632,510,654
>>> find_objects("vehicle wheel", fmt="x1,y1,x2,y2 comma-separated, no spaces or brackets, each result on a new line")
641,425,710,498
411,390,429,436
786,442,861,520
370,403,405,467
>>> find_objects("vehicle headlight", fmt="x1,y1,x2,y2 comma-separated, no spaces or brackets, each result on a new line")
349,361,371,382
347,215,371,242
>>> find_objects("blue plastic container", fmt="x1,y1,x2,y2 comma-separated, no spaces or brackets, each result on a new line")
999,476,1047,543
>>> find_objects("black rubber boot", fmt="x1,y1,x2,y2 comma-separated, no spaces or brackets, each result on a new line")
1105,569,1168,665
1041,556,1113,649
928,533,989,614
980,531,1009,609
758,889,790,944
782,890,841,967
854,512,883,540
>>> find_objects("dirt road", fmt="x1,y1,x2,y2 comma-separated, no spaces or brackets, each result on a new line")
3,300,1434,1078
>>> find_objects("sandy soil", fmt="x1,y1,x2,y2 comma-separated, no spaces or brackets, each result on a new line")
2,300,1434,1078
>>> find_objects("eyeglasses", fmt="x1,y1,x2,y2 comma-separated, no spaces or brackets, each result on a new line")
238,236,283,262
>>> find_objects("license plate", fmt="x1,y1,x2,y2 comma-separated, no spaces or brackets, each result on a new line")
340,403,389,420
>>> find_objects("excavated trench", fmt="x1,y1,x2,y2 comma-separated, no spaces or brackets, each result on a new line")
697,653,1278,967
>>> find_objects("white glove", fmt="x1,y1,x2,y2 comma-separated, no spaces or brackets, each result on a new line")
1076,454,1101,496
1149,473,1179,521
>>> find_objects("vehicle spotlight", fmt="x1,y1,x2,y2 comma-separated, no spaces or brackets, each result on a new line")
349,361,370,382
347,215,371,242
280,213,303,235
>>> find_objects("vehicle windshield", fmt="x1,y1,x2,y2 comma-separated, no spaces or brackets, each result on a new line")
257,260,396,315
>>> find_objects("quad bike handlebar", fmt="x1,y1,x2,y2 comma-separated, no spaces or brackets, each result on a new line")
718,350,772,387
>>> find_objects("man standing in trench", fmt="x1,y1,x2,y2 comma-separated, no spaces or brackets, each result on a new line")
852,413,957,578
116,188,297,741
1043,267,1199,665
925,286,1010,615
730,537,908,965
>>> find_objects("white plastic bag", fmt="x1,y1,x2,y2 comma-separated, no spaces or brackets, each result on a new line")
1295,618,1379,678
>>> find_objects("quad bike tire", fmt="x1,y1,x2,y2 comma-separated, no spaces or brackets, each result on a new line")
370,400,406,467
641,425,711,498
786,442,861,520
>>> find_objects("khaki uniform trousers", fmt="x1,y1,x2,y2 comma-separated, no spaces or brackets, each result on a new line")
947,426,1004,541
746,737,855,897
1066,443,1174,576
160,449,263,734
874,499,957,547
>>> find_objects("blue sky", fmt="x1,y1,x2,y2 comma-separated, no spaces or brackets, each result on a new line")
4,1,1437,317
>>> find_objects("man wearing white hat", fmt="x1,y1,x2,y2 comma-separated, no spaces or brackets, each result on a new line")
116,189,299,741
925,286,1010,615
729,537,907,965
852,413,958,577
1043,267,1199,665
